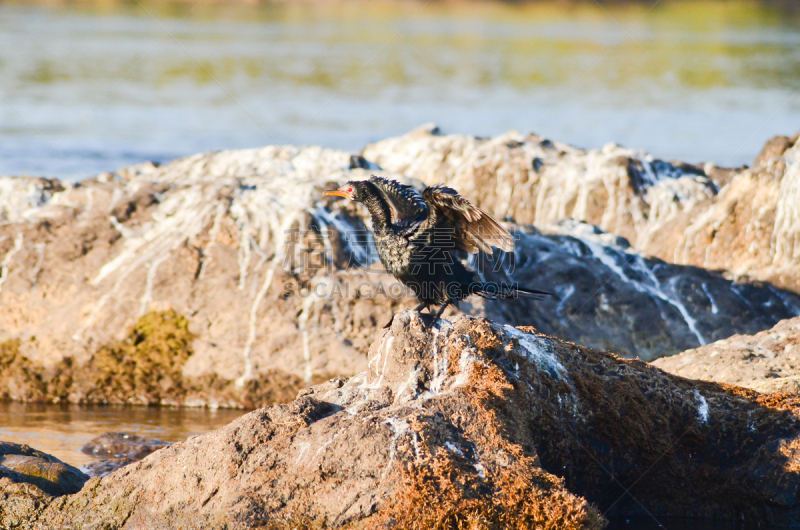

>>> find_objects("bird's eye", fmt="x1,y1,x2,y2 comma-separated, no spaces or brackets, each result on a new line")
346,187,353,192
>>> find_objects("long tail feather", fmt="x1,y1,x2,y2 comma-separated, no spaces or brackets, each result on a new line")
473,283,555,301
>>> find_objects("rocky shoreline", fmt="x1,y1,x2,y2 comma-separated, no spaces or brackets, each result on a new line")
3,313,800,528
2,128,800,528
0,127,798,407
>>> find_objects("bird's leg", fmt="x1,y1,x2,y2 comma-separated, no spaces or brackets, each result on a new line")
428,300,453,328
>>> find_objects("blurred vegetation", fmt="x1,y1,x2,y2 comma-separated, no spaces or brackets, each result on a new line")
5,0,799,95
1,0,797,169
1,0,798,23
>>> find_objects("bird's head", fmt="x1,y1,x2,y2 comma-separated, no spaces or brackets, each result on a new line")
323,180,370,203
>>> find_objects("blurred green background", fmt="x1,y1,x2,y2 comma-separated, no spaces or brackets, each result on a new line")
1,0,799,179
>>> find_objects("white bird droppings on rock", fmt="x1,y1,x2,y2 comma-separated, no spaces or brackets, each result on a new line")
695,389,710,424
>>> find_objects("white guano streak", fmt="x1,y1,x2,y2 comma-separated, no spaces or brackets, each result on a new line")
139,256,166,316
503,325,567,382
235,260,277,388
694,390,709,424
297,293,316,383
574,232,706,346
0,232,23,292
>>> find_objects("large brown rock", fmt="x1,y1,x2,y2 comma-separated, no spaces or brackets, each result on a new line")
0,150,414,406
6,313,800,528
653,316,800,393
0,130,798,405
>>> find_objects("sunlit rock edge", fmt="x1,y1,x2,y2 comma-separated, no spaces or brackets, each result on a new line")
654,315,800,394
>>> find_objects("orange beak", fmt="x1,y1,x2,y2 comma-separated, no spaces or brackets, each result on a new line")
323,190,349,198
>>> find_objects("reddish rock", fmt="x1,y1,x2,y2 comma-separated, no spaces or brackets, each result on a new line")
4,313,800,528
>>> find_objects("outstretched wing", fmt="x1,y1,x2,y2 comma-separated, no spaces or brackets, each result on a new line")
368,176,428,224
418,185,514,255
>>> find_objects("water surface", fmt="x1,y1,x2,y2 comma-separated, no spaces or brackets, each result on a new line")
1,1,799,179
0,401,245,469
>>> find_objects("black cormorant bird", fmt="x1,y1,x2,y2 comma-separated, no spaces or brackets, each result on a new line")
323,176,551,327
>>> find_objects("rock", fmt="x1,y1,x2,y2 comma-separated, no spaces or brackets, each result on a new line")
78,432,171,477
0,130,798,406
8,313,800,528
0,479,53,530
0,149,414,405
653,316,800,393
480,220,800,360
754,134,797,169
0,442,88,497
80,432,170,460
82,458,137,478
363,126,800,292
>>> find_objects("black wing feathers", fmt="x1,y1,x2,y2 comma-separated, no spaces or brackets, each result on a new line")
368,176,427,224
367,176,514,255
419,184,514,255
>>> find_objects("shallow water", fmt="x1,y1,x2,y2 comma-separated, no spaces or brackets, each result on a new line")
0,401,245,469
1,1,800,180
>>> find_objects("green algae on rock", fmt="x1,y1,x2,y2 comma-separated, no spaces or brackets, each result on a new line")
82,309,195,405
0,340,73,403
0,311,308,408
0,339,47,402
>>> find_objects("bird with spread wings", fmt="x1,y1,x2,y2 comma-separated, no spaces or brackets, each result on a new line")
324,175,550,327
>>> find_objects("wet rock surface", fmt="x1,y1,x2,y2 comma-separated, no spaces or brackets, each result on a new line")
0,442,88,497
80,432,171,460
4,313,800,528
81,458,137,479
653,316,800,393
79,432,171,478
480,220,800,360
0,129,798,405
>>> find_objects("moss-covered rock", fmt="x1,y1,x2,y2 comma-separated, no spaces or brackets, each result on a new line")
81,310,194,405
0,340,47,402
0,310,308,409
0,442,88,497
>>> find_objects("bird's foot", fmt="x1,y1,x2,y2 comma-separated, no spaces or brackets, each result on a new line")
427,301,451,329
383,314,396,329
418,312,438,329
